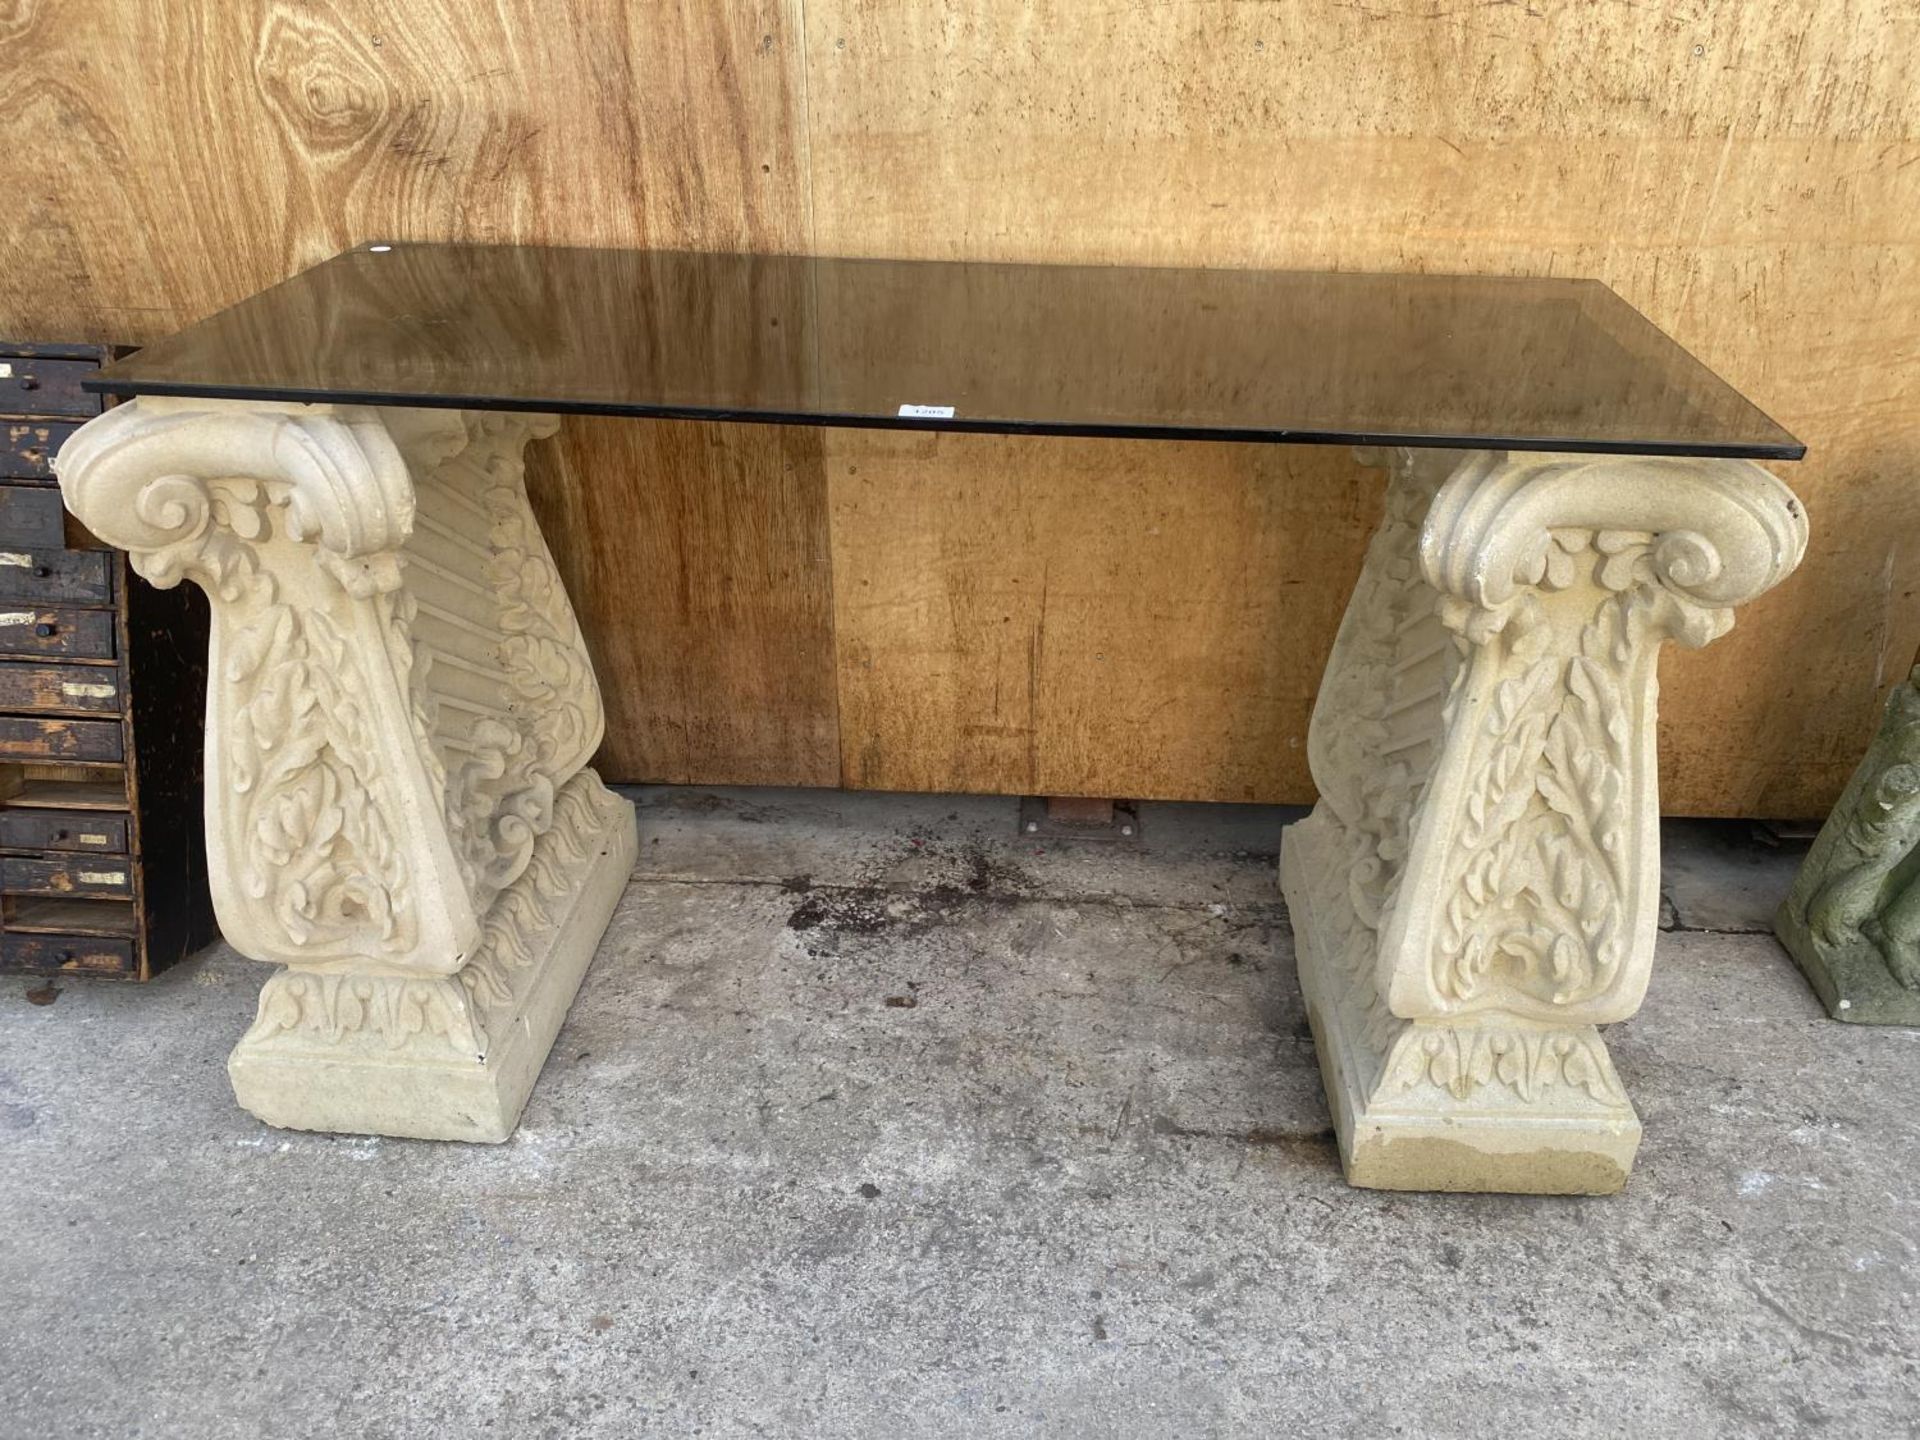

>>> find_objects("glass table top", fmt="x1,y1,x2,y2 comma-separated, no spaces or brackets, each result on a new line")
87,244,1803,461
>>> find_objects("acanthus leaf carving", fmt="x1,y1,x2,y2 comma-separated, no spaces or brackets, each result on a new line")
227,586,415,954
1390,455,1808,1024
53,399,588,973
239,770,630,1063
1287,447,1806,1129
394,411,604,914
1382,1020,1628,1107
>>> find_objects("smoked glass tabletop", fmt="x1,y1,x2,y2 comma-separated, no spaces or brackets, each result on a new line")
87,244,1803,461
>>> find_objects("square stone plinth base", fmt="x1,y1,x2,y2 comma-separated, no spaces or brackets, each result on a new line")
229,787,638,1142
1282,812,1642,1195
1774,900,1920,1025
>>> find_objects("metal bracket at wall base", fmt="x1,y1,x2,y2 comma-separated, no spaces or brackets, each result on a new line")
1017,795,1141,843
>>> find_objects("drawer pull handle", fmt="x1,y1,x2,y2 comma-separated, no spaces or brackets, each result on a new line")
32,623,53,637
31,566,48,578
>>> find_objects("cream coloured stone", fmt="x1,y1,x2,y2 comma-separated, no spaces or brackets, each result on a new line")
55,397,634,1142
1282,447,1808,1194
50,402,1812,1179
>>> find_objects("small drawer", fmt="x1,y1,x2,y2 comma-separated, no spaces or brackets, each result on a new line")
1,422,77,482
0,715,122,762
0,932,135,976
0,808,128,853
0,661,121,713
0,358,102,418
0,483,66,547
0,548,113,606
0,606,115,659
1,854,133,898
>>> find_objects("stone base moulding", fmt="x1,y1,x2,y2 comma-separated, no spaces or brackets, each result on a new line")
1282,446,1807,1194
1284,817,1642,1194
55,397,634,1142
229,773,637,1141
1776,665,1920,1026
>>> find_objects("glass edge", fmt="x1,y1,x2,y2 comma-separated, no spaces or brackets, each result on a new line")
78,378,1808,461
1579,280,1805,457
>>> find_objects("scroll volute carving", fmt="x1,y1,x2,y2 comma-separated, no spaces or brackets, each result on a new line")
1377,452,1808,1025
55,399,486,974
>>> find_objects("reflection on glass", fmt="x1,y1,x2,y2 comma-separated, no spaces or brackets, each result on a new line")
91,244,1802,460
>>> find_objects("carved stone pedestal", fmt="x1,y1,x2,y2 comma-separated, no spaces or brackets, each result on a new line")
1283,448,1807,1193
1776,666,1920,1025
55,398,635,1142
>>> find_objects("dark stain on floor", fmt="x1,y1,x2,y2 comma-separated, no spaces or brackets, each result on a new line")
780,839,1042,953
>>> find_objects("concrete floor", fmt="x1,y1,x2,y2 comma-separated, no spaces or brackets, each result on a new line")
3,788,1917,1439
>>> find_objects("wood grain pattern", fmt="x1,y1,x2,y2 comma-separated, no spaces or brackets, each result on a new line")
527,416,840,786
803,0,1920,815
0,0,815,335
5,0,1918,812
831,434,1374,799
0,0,835,788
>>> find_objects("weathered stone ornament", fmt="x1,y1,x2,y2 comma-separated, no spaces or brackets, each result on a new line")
1282,447,1808,1193
1776,665,1920,1025
55,398,637,1141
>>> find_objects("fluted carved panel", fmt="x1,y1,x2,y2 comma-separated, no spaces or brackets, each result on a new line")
389,412,605,921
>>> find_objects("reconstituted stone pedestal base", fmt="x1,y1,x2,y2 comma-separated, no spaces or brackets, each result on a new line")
1283,811,1641,1195
1271,445,1805,1193
228,778,638,1142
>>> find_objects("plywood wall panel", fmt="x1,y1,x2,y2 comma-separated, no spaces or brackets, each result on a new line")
1,0,818,339
528,418,840,787
4,0,1916,812
831,435,1375,800
0,0,842,787
803,0,1920,816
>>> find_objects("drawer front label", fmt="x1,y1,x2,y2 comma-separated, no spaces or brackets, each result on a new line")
60,682,116,700
77,870,126,886
0,553,29,568
78,834,110,846
0,611,31,626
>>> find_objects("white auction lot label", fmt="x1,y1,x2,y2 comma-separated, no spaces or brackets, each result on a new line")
897,404,955,419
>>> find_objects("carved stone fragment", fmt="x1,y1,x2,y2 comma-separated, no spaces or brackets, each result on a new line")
1777,665,1920,1024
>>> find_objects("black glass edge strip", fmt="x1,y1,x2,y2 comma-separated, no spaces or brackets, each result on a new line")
80,377,1807,461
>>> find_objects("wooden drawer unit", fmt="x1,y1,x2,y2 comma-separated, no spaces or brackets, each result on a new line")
0,340,216,981
0,483,68,547
0,356,106,418
2,854,133,898
1,933,136,977
0,714,122,761
0,662,122,714
0,807,128,853
1,421,78,482
0,606,116,659
0,549,114,606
